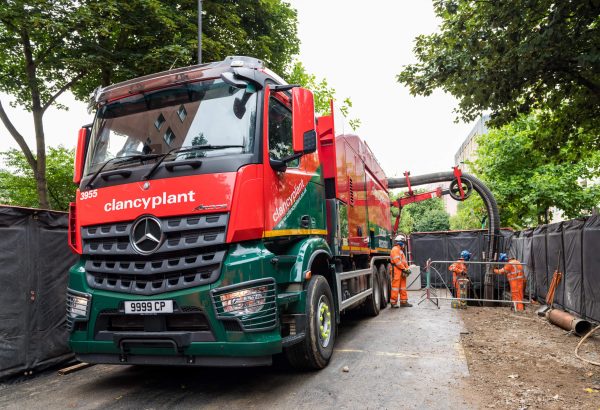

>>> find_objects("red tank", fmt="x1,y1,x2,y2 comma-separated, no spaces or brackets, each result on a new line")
317,105,392,259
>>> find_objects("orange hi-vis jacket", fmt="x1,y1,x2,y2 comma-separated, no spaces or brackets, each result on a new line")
390,244,409,304
390,244,409,273
448,260,467,276
449,259,469,299
494,259,524,281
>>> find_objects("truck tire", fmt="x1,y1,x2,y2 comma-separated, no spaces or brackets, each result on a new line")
379,264,389,309
362,265,381,317
285,275,336,370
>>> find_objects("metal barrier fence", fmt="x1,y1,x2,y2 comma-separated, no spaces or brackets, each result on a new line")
418,260,533,309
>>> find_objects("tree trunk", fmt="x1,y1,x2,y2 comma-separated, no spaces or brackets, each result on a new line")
32,108,49,209
21,27,50,209
101,66,112,87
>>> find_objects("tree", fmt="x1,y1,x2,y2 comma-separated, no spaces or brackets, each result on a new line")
414,209,451,232
472,115,600,227
286,60,361,130
391,190,450,234
0,146,76,211
0,0,299,209
397,1,600,154
450,195,486,230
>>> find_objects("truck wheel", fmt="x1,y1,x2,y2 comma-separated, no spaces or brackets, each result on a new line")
285,275,336,370
379,264,389,309
362,265,381,317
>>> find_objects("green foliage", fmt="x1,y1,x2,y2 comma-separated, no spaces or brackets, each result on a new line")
472,115,600,227
72,0,300,95
0,147,76,211
0,0,300,106
450,195,486,230
0,0,300,208
286,60,361,130
391,190,450,234
397,0,600,152
414,209,451,232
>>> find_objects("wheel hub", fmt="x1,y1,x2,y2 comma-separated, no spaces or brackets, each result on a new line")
318,296,332,348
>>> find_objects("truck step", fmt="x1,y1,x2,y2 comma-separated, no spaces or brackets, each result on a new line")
277,292,301,305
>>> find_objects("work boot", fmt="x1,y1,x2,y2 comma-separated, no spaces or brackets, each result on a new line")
400,302,413,308
391,302,399,308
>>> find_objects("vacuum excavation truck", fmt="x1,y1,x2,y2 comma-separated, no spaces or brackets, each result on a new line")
67,56,394,369
66,56,500,369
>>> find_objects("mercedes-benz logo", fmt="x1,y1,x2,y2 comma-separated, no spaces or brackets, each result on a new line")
130,216,164,255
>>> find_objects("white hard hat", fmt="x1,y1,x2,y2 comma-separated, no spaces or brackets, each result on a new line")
394,234,406,243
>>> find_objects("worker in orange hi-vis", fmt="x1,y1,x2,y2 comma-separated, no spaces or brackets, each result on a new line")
449,250,471,300
494,253,526,311
390,234,412,308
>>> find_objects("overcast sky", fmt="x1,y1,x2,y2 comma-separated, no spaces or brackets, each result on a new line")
0,1,475,177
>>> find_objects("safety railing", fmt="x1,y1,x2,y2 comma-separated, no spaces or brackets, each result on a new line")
417,259,533,309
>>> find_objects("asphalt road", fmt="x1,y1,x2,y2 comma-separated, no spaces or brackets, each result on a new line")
0,291,470,409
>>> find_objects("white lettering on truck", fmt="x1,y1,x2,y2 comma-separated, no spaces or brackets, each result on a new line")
272,180,306,222
103,190,196,212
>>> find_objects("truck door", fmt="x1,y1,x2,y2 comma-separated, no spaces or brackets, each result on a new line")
263,88,326,238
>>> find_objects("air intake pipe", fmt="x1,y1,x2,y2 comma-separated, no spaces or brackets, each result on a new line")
387,171,501,302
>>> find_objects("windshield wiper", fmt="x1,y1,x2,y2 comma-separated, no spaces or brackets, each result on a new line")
86,153,162,189
143,144,244,180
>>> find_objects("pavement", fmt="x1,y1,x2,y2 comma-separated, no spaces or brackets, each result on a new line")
0,291,471,409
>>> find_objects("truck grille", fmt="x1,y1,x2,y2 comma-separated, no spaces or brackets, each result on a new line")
95,308,211,333
82,213,228,295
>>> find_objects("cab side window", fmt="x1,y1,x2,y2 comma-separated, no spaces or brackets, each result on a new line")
268,95,298,167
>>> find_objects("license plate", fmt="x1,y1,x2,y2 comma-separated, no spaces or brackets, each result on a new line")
124,300,173,314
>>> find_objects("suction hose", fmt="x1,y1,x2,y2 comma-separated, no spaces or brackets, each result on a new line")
387,171,501,303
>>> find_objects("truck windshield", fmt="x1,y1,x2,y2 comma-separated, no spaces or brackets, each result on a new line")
84,79,257,175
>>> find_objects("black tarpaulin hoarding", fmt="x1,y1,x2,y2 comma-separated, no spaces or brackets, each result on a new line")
582,216,600,322
0,206,77,380
532,225,548,300
409,229,513,290
562,219,585,316
410,219,600,323
410,232,448,284
520,229,534,284
546,222,564,307
509,216,597,322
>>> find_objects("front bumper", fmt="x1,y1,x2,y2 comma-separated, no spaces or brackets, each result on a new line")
67,241,306,364
76,353,273,367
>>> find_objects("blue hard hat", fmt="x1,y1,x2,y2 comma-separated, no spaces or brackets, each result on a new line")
499,253,508,262
460,250,471,261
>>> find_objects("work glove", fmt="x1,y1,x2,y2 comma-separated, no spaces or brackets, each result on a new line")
402,269,411,277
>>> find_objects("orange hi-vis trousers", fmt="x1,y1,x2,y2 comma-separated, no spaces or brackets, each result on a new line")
390,245,408,304
495,259,525,311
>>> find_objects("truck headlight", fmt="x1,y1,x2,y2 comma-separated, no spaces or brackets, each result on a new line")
66,289,91,331
219,286,268,316
212,279,278,332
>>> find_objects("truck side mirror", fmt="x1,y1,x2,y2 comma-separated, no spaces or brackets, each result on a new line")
73,126,90,184
292,87,317,155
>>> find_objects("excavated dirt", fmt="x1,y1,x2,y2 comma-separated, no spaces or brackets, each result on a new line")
460,305,600,409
